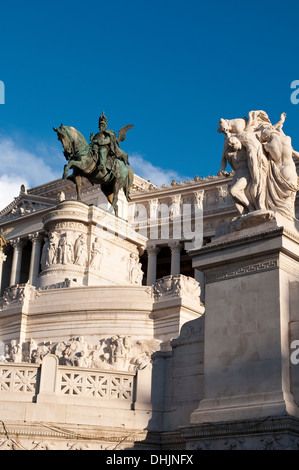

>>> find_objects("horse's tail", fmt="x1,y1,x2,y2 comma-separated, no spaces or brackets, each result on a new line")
124,167,134,202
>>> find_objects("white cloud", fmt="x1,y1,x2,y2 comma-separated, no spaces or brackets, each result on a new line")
0,138,189,211
0,135,61,211
0,174,30,211
130,153,189,186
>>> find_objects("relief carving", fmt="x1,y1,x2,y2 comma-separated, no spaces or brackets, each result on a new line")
154,275,201,301
121,252,144,285
1,283,37,308
74,234,88,267
7,335,162,372
128,252,143,284
3,339,22,363
89,237,103,270
41,231,89,269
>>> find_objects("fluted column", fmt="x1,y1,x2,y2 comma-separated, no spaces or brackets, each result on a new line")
28,233,42,285
10,239,24,286
169,240,182,276
0,251,7,294
146,243,160,286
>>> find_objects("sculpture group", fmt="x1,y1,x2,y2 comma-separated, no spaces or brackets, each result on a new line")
2,335,159,372
53,112,134,217
218,110,299,220
41,232,90,269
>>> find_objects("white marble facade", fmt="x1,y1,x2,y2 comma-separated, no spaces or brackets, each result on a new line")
1,110,299,450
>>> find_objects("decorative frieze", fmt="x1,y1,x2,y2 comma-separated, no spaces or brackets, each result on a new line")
0,335,161,373
205,259,278,283
183,416,299,450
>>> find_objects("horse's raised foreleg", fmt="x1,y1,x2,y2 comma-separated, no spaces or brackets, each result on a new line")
63,158,92,179
63,162,72,179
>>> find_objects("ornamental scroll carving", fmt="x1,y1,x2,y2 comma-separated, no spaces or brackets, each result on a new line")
154,274,201,301
1,283,37,308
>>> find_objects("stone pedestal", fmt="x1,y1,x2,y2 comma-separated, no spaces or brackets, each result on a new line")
39,200,147,289
188,213,299,425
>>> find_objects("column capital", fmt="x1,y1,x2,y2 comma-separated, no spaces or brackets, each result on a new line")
10,238,25,250
29,232,43,245
168,240,182,252
194,190,205,208
146,243,160,255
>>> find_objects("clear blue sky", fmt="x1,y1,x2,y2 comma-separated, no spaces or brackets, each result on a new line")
0,0,299,208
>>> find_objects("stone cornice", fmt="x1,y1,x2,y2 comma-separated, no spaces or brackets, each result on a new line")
179,415,299,440
131,173,234,200
188,226,285,256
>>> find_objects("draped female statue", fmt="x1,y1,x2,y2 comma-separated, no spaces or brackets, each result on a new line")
218,110,299,220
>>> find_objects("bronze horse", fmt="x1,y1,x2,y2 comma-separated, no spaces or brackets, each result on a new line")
53,124,134,217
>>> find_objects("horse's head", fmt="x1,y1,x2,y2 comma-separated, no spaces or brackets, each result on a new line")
53,124,73,158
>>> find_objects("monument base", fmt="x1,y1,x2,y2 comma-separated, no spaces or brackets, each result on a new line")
181,415,299,450
39,200,147,289
188,213,299,426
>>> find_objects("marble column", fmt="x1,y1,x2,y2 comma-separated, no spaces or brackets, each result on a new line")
169,240,182,276
28,233,42,285
0,251,7,294
146,243,160,286
10,239,24,286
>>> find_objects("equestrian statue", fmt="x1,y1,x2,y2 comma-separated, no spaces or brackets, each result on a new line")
53,112,134,217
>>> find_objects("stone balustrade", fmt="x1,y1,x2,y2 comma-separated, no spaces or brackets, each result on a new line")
0,355,150,409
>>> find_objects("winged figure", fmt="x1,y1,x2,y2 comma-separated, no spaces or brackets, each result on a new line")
54,112,135,217
117,124,134,143
0,228,13,251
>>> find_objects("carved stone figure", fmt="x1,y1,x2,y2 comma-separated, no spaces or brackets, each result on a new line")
218,110,299,219
43,231,59,267
261,127,298,219
74,234,88,267
63,336,91,368
90,237,103,270
40,237,50,269
57,190,65,202
220,133,266,215
31,344,50,364
57,232,73,265
5,339,22,363
129,252,143,284
45,232,59,266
